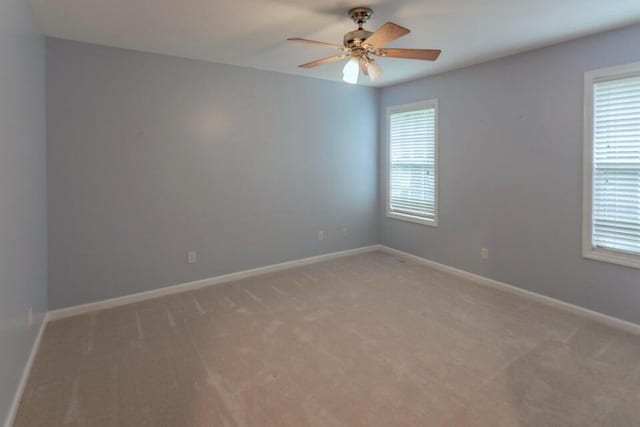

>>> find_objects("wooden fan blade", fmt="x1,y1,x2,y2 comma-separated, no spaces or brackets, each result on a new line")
377,48,441,61
364,22,410,48
287,38,344,49
298,54,347,68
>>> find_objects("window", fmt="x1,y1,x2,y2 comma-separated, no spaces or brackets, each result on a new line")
387,100,438,226
583,63,640,269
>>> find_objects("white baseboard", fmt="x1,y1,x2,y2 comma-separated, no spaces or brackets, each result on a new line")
49,243,640,335
378,245,640,336
48,245,381,321
4,313,49,427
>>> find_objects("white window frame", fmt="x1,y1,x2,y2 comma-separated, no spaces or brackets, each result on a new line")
583,62,640,269
386,99,439,227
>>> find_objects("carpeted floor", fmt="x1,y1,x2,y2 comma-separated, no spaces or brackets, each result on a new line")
13,251,640,426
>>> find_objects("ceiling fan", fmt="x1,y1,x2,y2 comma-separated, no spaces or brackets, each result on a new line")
288,7,441,84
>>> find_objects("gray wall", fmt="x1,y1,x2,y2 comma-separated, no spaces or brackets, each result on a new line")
47,38,378,309
379,23,640,324
0,0,47,424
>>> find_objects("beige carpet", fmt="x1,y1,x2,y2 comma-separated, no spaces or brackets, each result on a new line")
13,251,640,426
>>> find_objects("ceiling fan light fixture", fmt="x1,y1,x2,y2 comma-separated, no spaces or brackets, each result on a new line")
365,58,383,81
342,56,360,84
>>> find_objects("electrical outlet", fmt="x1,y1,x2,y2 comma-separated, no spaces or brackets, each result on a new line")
341,227,348,238
481,248,489,259
187,250,197,264
318,231,324,241
28,307,33,327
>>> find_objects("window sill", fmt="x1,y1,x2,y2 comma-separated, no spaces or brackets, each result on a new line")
583,247,640,270
386,211,438,227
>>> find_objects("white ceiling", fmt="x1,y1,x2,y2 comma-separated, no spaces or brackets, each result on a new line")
26,0,640,87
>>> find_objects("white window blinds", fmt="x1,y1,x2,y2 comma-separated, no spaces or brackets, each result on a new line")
388,103,437,224
592,74,640,255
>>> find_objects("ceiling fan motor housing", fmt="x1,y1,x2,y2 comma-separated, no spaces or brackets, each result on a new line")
343,29,373,49
345,8,373,50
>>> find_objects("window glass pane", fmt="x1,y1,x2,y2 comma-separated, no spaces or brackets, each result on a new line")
389,106,436,221
592,75,640,255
